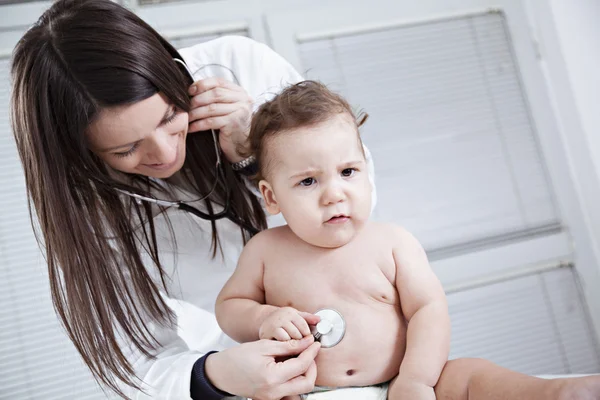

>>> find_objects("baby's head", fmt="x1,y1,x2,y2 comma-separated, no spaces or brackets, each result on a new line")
248,80,372,248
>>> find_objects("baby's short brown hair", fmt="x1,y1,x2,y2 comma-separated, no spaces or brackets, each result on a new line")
247,80,367,182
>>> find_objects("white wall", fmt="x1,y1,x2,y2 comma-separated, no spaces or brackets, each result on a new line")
525,0,600,337
550,0,600,169
549,0,600,176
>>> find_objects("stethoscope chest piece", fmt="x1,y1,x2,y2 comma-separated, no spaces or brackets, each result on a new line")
311,308,345,348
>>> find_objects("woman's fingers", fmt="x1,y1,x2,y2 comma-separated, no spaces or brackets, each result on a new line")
274,341,321,381
303,359,317,386
188,77,245,96
188,102,239,122
191,87,247,107
188,114,230,133
272,360,318,399
186,78,252,161
189,78,252,108
265,336,314,357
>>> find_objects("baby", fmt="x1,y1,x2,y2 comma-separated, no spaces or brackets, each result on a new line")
215,81,450,400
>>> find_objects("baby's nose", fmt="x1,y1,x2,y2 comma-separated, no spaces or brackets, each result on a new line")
322,185,345,205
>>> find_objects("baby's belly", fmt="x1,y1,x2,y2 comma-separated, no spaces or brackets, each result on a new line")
313,300,406,387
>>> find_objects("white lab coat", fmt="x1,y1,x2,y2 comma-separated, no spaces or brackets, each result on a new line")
119,36,376,399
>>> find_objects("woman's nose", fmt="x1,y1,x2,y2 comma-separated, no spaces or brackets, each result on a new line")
146,132,177,164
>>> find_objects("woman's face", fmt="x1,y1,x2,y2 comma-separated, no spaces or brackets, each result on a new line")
87,93,189,179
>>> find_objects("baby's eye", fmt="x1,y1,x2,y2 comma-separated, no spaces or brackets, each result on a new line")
341,168,356,177
299,177,316,187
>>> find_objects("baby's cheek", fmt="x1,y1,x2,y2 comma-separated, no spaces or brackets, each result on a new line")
291,208,317,230
280,203,306,227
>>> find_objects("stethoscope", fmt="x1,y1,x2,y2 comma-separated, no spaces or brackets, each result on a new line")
115,58,259,235
311,309,346,348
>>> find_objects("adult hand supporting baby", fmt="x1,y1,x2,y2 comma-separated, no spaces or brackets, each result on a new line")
388,374,436,400
204,336,321,400
259,306,321,341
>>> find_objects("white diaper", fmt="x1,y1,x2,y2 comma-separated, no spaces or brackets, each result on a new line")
300,383,389,400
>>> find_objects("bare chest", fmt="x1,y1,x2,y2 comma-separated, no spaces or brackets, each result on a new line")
262,240,398,313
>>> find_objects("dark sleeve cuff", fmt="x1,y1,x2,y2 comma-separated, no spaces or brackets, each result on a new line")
190,351,233,400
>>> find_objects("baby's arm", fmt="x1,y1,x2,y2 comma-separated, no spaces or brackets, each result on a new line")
392,227,450,395
215,233,278,343
216,232,319,343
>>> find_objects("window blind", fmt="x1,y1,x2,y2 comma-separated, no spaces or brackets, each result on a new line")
448,267,600,374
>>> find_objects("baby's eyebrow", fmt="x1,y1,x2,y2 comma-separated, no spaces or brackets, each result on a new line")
339,160,364,167
289,168,320,180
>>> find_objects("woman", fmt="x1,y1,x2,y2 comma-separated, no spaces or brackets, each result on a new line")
10,0,599,399
12,1,319,398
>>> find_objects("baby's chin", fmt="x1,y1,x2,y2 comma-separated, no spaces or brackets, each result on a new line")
296,227,360,249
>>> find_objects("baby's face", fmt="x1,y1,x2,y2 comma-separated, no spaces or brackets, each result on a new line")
259,113,372,248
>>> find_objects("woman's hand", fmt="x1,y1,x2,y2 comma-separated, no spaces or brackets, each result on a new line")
205,335,321,400
259,307,320,341
188,78,253,163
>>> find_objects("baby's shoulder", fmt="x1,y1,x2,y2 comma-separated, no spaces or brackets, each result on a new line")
247,225,294,247
362,222,422,252
366,223,428,259
364,221,408,239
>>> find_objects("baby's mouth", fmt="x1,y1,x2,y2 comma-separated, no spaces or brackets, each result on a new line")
326,214,350,224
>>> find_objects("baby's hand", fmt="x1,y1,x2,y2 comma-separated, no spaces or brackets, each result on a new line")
259,307,320,341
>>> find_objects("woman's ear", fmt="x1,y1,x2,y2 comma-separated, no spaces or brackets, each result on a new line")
258,180,280,215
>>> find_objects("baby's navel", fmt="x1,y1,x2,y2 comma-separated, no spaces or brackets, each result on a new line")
346,369,355,376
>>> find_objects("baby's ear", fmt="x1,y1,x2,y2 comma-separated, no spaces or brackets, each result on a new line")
259,180,280,215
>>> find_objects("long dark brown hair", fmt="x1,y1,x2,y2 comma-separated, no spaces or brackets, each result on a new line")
10,0,266,397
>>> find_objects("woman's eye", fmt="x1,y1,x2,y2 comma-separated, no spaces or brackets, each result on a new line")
114,142,140,158
163,110,178,125
299,177,316,187
341,168,356,177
